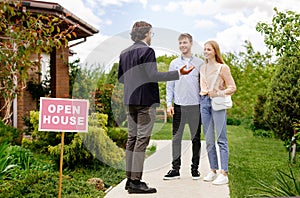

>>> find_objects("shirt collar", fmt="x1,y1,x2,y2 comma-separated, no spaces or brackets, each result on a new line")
180,54,194,61
141,40,149,46
134,40,149,46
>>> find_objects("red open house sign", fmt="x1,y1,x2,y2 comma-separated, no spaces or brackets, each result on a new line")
38,97,89,132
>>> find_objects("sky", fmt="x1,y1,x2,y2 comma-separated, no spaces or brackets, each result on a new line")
41,0,300,69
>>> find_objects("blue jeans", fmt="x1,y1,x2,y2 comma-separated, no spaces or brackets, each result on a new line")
200,95,228,172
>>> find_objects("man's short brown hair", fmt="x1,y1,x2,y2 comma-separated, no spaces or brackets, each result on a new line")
178,33,193,42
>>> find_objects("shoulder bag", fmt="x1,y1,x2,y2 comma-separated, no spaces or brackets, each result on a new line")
209,64,233,111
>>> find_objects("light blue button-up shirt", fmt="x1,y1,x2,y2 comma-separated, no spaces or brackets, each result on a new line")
166,55,204,107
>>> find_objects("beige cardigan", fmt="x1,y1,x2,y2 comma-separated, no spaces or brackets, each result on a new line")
199,64,236,96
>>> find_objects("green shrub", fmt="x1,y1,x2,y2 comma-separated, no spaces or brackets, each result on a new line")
8,145,34,170
94,83,116,127
253,94,270,130
239,117,255,130
22,116,34,135
107,127,127,149
146,143,157,157
0,141,17,180
251,166,300,197
22,110,125,170
256,9,300,141
0,170,104,197
264,56,300,141
48,113,125,170
0,161,126,197
1,143,56,182
222,41,274,123
83,113,125,169
81,126,125,169
167,116,173,123
227,117,241,126
0,120,22,145
22,111,75,153
48,133,94,169
253,129,274,138
22,111,61,153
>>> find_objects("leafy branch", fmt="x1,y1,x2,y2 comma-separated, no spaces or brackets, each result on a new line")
0,1,78,124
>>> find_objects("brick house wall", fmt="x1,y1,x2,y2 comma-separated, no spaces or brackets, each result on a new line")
15,47,69,130
50,46,70,99
0,0,98,129
16,54,40,129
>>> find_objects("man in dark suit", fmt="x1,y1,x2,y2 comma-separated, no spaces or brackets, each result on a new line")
118,21,194,194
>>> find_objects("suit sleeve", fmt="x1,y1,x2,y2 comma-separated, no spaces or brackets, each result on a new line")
118,56,124,84
144,48,179,82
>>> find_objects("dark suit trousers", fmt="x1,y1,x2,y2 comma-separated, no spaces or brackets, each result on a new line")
126,105,156,180
172,104,201,171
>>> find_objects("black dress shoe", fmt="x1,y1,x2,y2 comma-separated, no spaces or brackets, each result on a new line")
128,181,157,194
125,179,131,190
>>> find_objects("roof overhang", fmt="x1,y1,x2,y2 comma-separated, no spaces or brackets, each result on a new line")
21,0,99,41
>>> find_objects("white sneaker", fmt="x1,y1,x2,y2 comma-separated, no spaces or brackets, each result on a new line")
212,174,228,185
203,171,217,182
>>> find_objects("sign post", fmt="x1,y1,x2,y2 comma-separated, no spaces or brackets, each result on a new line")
58,132,64,198
38,97,89,198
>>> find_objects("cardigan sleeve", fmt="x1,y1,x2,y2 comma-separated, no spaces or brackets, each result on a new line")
199,66,209,96
218,64,236,96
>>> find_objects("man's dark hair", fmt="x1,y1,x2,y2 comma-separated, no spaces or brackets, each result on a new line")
130,21,152,42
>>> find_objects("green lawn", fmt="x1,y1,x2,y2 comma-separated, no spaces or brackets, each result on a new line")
150,122,300,197
151,122,205,140
3,122,298,197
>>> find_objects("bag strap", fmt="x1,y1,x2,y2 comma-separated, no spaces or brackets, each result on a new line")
209,64,223,92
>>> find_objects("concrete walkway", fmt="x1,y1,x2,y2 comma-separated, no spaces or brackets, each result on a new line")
105,140,230,198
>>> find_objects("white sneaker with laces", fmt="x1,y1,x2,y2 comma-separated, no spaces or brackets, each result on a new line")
212,174,228,185
203,171,217,182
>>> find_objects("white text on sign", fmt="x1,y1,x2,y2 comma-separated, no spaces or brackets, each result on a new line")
43,104,84,126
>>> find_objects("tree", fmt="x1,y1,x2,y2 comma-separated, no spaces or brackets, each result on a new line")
256,8,300,58
157,55,177,122
108,63,127,126
256,8,300,140
222,41,274,123
157,58,174,109
0,1,77,124
93,63,126,127
69,59,100,100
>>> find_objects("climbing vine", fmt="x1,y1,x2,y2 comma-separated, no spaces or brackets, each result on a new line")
0,0,77,124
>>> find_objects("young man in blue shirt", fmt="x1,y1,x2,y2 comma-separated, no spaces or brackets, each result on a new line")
163,33,204,180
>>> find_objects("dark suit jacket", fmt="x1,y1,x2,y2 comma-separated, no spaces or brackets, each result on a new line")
118,41,179,106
